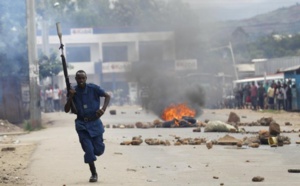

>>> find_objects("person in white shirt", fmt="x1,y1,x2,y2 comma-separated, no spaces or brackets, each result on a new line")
45,86,54,112
53,84,61,111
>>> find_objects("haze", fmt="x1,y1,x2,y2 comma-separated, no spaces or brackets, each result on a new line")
184,0,300,20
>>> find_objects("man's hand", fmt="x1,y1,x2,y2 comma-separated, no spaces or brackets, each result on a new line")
69,89,76,98
96,109,105,118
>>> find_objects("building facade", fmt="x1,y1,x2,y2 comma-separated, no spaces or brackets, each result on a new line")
36,27,177,104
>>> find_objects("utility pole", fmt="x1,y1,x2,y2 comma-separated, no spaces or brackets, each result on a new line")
27,0,41,128
209,42,239,80
228,42,239,80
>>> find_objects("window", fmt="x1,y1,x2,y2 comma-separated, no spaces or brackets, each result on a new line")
66,46,91,62
103,45,128,62
139,42,163,61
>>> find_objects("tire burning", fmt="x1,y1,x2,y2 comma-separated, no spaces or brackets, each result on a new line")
161,103,196,121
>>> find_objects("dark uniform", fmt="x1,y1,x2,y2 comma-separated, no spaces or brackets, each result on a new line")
72,83,106,163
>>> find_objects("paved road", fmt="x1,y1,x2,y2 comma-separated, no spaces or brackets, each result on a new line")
17,106,300,186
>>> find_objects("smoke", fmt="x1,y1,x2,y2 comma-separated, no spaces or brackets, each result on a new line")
127,59,205,118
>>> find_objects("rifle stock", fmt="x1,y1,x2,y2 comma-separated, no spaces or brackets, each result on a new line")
56,22,77,114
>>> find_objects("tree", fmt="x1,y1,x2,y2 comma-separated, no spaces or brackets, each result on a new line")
38,52,62,81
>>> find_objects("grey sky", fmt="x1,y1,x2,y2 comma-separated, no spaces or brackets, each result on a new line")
183,0,300,20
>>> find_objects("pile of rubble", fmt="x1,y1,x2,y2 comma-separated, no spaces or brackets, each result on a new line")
118,111,298,147
0,119,24,133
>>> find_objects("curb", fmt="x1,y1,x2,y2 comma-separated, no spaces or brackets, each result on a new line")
0,131,30,136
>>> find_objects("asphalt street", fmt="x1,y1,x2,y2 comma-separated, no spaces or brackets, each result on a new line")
16,106,300,186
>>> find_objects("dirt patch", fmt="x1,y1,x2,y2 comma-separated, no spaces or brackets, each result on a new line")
0,120,24,133
0,143,36,185
0,119,39,186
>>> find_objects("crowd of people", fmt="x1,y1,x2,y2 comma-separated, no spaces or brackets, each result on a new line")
40,84,67,112
230,80,294,111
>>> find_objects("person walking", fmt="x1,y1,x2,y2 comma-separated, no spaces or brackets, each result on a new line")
64,70,110,182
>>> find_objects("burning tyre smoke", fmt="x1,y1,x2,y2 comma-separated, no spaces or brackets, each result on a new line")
127,62,205,120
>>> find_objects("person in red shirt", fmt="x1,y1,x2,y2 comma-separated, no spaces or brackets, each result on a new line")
250,81,258,110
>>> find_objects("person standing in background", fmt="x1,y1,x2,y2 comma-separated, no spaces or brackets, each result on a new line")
53,84,61,112
257,82,265,111
250,81,258,110
45,85,54,112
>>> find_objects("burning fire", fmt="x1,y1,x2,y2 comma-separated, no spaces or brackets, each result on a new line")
161,103,196,121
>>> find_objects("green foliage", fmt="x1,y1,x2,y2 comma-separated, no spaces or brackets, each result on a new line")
38,51,73,81
23,120,44,131
23,120,33,131
247,34,300,58
38,52,62,80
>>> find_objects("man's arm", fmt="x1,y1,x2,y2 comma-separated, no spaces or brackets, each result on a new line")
96,92,111,118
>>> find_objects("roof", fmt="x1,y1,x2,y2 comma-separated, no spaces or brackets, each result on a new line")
280,65,300,72
251,59,268,63
236,64,255,72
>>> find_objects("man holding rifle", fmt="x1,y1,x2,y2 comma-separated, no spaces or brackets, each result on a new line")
64,70,110,182
56,22,110,182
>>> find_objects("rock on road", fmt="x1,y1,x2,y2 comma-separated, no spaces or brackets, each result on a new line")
15,106,300,186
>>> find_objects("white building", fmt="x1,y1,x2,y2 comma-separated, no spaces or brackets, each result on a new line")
36,27,176,103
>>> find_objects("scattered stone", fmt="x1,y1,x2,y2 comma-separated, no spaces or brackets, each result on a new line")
217,134,242,145
135,122,143,128
227,112,240,123
252,176,264,182
236,141,243,147
193,128,201,132
109,110,116,115
243,136,260,145
114,152,123,155
153,119,162,127
259,130,270,144
206,141,213,149
269,122,280,136
1,147,16,152
220,183,224,186
249,143,260,148
296,141,300,144
258,117,274,126
213,176,219,179
285,122,292,126
120,141,132,145
126,168,137,172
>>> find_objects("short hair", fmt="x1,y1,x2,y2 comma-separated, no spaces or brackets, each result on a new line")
76,70,86,76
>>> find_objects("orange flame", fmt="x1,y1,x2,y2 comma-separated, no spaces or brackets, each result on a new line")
161,103,196,121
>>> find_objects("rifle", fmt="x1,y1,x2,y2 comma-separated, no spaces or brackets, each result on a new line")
56,22,77,114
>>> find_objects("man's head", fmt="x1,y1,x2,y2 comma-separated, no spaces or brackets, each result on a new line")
75,70,87,88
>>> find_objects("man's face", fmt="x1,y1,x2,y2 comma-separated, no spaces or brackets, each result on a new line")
75,72,87,88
